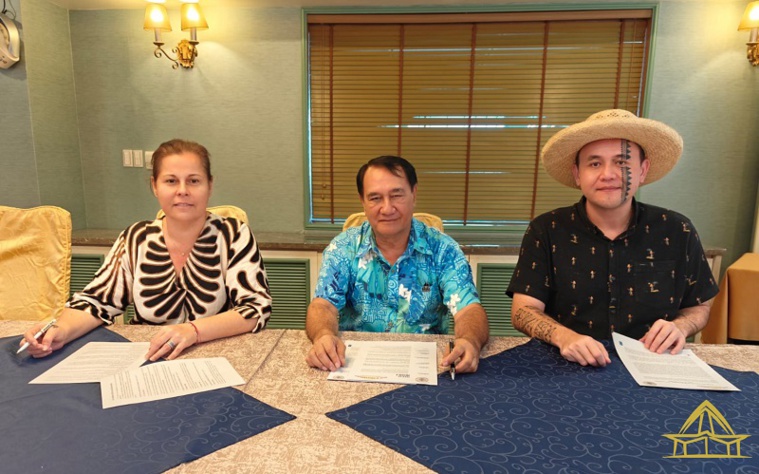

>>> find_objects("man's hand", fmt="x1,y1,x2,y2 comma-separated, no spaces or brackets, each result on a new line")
446,303,488,374
512,294,609,367
553,328,610,367
306,333,346,371
305,298,345,371
441,337,480,373
640,319,687,355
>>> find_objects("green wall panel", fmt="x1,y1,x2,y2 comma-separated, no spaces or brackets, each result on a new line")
477,263,520,337
265,259,310,329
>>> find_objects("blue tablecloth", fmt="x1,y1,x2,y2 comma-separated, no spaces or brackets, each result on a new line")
328,340,759,474
2,326,295,473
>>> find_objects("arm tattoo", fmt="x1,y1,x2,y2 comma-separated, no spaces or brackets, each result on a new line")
514,305,558,344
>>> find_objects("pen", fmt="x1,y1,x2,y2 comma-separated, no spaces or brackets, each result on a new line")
16,318,57,355
449,340,456,381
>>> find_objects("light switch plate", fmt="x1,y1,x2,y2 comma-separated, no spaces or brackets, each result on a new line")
145,151,154,169
122,149,133,167
132,149,144,167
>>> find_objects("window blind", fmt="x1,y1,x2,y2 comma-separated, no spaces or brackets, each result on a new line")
308,10,652,225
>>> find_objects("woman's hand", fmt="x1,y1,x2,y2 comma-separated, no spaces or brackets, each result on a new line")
18,309,103,358
20,321,67,358
146,323,199,361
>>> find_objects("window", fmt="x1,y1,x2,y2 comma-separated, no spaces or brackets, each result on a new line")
307,10,652,227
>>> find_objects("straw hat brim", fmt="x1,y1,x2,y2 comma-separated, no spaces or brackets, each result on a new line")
541,110,683,189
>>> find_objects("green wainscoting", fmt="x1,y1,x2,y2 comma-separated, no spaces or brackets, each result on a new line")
265,259,311,329
476,263,519,337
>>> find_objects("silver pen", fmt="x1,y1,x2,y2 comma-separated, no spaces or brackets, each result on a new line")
17,318,57,354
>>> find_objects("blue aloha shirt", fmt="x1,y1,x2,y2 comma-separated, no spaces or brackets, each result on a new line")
314,218,480,334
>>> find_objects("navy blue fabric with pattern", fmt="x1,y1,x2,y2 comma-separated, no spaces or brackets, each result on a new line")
327,340,759,473
1,326,295,473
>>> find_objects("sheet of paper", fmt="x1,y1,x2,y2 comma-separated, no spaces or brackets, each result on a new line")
29,342,149,384
100,357,245,409
327,340,438,386
612,332,739,391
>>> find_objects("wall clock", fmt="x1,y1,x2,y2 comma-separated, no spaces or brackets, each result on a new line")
0,13,20,69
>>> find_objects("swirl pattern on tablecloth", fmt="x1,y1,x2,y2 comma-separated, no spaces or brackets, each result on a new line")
328,340,759,474
1,327,295,473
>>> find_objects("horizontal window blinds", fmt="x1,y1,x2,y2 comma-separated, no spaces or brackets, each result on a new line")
309,11,651,224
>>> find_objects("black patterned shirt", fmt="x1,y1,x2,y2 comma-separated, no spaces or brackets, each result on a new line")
68,214,272,330
507,198,719,340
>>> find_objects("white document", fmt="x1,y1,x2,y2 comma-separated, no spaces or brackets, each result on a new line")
612,332,739,391
327,340,438,386
29,342,149,384
100,357,245,409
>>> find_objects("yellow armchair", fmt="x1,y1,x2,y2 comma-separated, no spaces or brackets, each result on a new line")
0,206,72,321
342,212,444,232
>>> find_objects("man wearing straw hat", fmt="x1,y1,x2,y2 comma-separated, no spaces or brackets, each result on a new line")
507,110,718,367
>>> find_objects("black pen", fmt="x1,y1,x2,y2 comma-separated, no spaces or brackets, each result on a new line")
448,340,456,381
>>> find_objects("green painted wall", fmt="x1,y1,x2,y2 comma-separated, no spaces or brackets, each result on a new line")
639,0,759,272
0,0,85,228
1,0,758,271
69,7,304,231
23,0,86,228
0,4,40,209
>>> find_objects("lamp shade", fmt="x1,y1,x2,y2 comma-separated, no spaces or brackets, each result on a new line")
181,3,208,31
738,1,759,30
144,3,172,31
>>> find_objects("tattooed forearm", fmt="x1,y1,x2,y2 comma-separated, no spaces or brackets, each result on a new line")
513,305,560,344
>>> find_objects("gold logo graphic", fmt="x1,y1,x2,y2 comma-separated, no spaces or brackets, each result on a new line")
663,400,750,458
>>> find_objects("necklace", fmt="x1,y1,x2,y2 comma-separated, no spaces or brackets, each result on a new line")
167,243,193,257
163,223,201,259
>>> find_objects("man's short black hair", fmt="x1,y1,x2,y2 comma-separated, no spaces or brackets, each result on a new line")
356,155,418,196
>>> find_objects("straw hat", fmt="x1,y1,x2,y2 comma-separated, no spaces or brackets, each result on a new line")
541,109,683,188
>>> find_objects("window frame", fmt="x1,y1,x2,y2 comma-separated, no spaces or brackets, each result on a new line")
301,4,660,243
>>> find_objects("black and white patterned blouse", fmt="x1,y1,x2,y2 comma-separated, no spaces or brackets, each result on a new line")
68,214,271,330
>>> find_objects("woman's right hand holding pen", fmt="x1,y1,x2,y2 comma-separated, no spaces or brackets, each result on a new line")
19,309,104,358
20,320,66,358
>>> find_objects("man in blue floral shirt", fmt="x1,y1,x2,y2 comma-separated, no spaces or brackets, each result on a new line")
305,156,489,373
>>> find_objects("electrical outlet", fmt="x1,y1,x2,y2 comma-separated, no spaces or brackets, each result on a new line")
122,149,133,167
132,149,144,167
145,151,154,169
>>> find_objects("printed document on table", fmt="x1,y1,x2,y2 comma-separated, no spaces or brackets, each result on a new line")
100,357,245,409
29,342,149,384
612,332,739,391
327,340,438,386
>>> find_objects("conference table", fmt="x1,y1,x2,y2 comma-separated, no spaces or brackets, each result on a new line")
2,321,759,473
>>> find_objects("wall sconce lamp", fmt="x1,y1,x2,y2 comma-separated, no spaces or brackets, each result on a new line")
739,1,759,66
143,0,208,69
